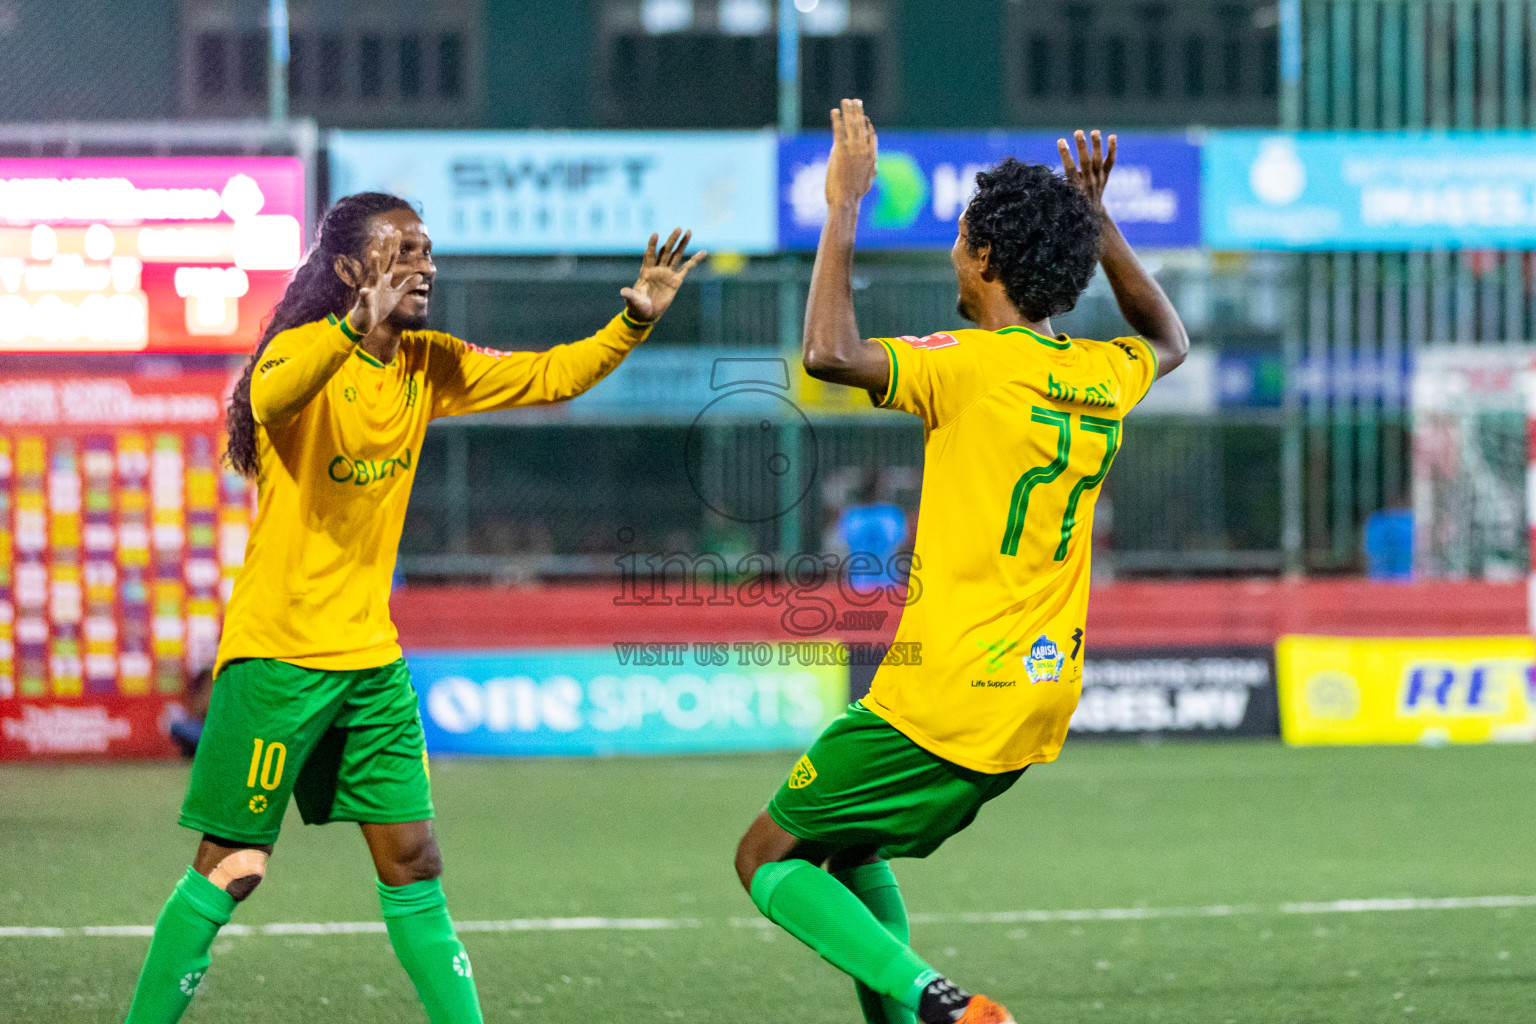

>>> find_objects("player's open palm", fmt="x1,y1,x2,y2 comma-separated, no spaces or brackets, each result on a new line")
827,97,878,206
621,228,706,324
345,225,423,337
1058,128,1116,210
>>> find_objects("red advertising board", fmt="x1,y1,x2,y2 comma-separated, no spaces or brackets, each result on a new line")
0,372,246,759
0,157,305,354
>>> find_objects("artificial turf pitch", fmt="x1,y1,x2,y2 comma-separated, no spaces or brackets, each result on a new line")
2,742,1532,1023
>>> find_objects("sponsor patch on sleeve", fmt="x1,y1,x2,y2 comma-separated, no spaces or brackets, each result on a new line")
462,340,512,360
896,332,961,351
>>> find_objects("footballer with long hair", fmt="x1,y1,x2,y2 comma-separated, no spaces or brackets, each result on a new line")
123,192,704,1023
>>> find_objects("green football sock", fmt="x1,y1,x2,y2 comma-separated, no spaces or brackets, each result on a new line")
833,861,919,1024
751,860,937,1011
124,866,235,1024
378,878,484,1024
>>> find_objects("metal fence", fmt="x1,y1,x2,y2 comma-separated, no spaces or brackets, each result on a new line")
1275,1,1536,572
398,254,1288,580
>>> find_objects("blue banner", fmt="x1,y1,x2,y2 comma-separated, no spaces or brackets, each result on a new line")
778,131,1201,250
329,131,779,255
1203,131,1536,250
409,647,848,756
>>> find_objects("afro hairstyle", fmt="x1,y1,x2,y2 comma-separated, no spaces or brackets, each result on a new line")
963,158,1102,322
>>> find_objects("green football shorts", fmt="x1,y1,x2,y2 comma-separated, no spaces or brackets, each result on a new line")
767,701,1025,860
179,657,434,845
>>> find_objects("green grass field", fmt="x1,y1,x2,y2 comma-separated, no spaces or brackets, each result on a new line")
2,742,1533,1024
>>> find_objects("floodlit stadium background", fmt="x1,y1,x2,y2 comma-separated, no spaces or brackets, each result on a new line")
1,3,1534,1023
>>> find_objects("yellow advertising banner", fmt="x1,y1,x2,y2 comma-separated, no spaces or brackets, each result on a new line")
1276,635,1536,745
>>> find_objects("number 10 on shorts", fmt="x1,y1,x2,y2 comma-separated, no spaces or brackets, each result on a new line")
247,738,287,791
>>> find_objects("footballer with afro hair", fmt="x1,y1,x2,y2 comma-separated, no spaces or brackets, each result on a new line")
734,105,1188,1024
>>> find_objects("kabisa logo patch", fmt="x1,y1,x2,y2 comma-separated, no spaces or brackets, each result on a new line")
1023,635,1065,685
452,952,472,978
787,755,817,789
248,794,268,813
179,970,205,996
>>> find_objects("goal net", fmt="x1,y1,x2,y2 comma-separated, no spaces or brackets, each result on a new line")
1411,346,1535,583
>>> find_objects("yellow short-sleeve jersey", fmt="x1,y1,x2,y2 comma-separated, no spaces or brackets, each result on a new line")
861,325,1157,773
216,312,648,676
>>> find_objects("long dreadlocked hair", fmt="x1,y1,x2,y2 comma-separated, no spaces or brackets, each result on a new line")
224,192,416,477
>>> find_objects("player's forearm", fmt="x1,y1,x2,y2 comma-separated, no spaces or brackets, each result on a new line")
801,200,867,384
526,312,652,403
249,320,359,426
1098,213,1188,374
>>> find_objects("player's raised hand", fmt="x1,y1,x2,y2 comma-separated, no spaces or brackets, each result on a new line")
621,228,707,325
826,97,878,207
1058,129,1116,210
342,224,424,337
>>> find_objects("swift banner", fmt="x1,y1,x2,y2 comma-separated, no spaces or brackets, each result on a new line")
411,646,848,756
779,131,1201,250
1276,635,1536,745
1203,132,1536,249
328,131,779,255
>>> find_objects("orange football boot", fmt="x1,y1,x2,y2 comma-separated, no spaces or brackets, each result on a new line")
954,994,1016,1024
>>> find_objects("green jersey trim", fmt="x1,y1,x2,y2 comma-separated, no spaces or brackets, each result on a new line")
327,311,367,345
876,338,900,408
619,309,654,331
997,325,1072,350
1135,335,1160,377
353,347,387,369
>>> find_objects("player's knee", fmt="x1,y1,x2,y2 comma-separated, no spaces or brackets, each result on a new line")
733,834,762,891
735,810,810,891
733,820,777,891
207,848,269,902
393,833,443,882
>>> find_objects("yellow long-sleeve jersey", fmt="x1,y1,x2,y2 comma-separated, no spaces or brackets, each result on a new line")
215,311,652,676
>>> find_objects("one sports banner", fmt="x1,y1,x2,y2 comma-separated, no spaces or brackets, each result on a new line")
1202,131,1536,250
328,131,779,255
410,646,848,756
778,131,1202,251
1276,635,1536,745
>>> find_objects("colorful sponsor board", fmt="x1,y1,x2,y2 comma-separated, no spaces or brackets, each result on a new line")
1203,132,1536,250
0,371,246,759
1276,635,1536,745
778,131,1201,250
1069,645,1279,738
328,131,779,255
0,157,304,353
411,646,847,756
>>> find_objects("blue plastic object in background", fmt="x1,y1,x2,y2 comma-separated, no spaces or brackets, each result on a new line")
1364,509,1414,581
837,504,909,588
